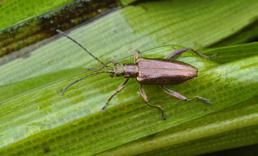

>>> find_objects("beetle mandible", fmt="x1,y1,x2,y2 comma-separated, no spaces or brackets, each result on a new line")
58,30,210,120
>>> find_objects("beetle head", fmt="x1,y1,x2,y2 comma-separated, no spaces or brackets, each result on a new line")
109,64,124,77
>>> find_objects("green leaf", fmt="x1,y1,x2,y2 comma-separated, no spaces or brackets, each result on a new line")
0,0,73,30
101,96,258,156
0,0,118,57
1,49,258,155
120,0,137,5
1,0,258,85
205,42,258,63
1,0,258,156
210,20,258,47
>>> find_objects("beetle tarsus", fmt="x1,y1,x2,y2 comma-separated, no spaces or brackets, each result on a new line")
139,85,166,120
102,78,129,110
184,98,192,102
195,96,212,105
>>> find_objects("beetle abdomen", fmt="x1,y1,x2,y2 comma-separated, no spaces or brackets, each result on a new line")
136,59,197,85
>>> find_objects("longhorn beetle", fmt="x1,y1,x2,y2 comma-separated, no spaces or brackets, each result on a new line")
57,30,210,120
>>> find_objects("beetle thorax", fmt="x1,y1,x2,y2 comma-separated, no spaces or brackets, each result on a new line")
112,64,138,78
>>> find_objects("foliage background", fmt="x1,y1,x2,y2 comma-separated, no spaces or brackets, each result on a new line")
0,0,258,155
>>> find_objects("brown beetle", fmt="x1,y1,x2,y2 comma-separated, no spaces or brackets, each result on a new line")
58,30,210,120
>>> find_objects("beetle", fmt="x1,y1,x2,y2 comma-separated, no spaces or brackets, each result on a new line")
58,30,210,120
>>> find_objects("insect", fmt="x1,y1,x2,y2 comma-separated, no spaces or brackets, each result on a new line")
57,30,210,120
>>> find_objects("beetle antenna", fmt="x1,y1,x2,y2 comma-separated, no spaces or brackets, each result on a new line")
60,72,103,95
56,29,108,68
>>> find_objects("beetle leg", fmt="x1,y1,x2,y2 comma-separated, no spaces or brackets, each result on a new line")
139,85,166,120
161,86,212,104
195,96,212,105
102,78,129,110
166,48,209,60
161,86,191,102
